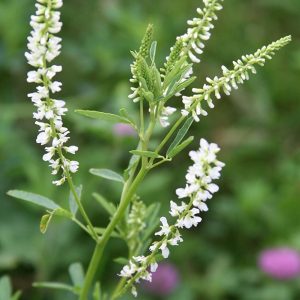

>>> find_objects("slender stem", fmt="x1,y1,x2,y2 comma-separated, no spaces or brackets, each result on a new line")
72,217,91,235
153,115,185,157
79,167,149,300
66,175,98,241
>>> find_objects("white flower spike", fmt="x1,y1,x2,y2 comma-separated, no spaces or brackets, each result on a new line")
25,0,79,185
118,139,225,296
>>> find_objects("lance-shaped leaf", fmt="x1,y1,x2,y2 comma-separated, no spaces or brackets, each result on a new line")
75,110,132,125
7,190,60,210
33,282,76,293
167,116,194,156
168,136,194,158
149,41,157,64
93,282,101,300
93,193,116,216
69,263,85,288
90,169,124,183
95,227,120,238
142,203,161,242
129,150,161,159
114,257,129,265
0,276,11,300
69,185,82,216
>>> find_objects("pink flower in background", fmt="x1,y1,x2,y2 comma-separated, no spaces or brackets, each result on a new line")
259,247,300,280
143,263,179,296
113,123,136,137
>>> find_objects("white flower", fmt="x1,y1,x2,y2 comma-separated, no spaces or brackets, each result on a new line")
64,146,78,154
155,217,171,236
159,106,177,128
169,230,183,245
68,161,79,173
150,262,158,272
169,201,187,217
160,241,170,258
119,261,137,278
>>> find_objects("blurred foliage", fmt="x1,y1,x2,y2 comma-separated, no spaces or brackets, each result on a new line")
0,0,300,299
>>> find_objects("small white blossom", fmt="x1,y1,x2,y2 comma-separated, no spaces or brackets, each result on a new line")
159,106,177,128
155,217,171,236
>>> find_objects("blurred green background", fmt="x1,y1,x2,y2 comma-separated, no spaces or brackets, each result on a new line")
1,0,300,299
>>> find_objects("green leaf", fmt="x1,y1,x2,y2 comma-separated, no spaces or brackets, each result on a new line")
0,276,11,300
151,65,162,98
163,55,187,88
129,150,161,159
113,257,128,265
69,185,82,216
93,282,101,300
89,169,124,183
33,282,75,293
7,190,60,210
165,64,194,97
142,203,161,242
149,41,157,63
168,136,194,158
173,76,196,95
69,263,85,288
11,291,22,300
119,108,136,125
40,213,54,234
53,208,73,219
93,193,116,216
124,150,140,180
75,110,131,125
95,227,120,238
166,116,194,156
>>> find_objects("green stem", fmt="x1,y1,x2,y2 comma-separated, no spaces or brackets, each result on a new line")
65,172,99,241
79,167,149,300
152,115,185,158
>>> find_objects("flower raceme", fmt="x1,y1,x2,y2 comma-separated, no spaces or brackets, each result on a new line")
118,139,225,297
181,36,292,121
180,0,223,64
25,0,79,185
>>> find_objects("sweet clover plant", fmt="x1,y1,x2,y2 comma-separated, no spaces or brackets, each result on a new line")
7,0,290,299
